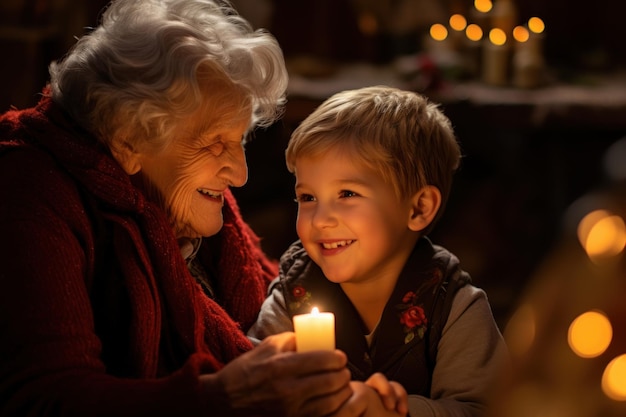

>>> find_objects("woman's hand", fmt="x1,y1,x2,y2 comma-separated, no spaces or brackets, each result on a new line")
200,332,352,417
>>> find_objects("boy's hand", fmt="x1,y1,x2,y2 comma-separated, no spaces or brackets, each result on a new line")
364,372,408,415
331,380,407,417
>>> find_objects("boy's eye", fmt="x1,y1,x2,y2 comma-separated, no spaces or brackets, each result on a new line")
339,190,358,198
294,194,315,203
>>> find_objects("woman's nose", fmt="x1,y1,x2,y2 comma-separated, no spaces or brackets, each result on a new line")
222,142,248,187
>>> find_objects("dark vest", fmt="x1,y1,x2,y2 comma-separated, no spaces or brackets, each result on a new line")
279,237,470,396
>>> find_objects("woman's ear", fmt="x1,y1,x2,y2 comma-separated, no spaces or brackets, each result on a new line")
111,141,142,175
407,185,442,232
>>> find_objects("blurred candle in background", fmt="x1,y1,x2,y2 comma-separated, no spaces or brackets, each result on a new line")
491,0,518,36
424,22,452,59
492,142,626,417
449,13,467,50
482,27,509,86
470,0,492,31
527,16,546,56
512,18,546,88
493,179,626,416
463,23,484,78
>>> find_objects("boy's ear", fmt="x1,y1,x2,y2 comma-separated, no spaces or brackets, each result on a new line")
407,185,442,232
111,141,142,175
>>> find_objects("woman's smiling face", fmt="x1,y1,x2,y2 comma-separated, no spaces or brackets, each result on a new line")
136,114,250,239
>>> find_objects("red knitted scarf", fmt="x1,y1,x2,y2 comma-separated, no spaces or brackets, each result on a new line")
0,92,277,375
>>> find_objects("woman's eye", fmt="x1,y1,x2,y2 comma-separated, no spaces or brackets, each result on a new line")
205,141,225,156
294,194,315,203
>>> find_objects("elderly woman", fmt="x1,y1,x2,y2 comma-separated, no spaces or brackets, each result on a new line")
0,1,407,416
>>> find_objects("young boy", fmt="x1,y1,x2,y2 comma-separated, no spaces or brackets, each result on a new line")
248,86,508,416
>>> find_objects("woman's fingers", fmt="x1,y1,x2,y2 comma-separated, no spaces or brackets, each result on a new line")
207,333,352,417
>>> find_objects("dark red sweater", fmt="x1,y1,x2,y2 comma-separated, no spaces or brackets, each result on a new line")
0,93,277,416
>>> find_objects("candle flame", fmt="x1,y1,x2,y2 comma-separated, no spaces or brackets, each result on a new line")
311,307,320,315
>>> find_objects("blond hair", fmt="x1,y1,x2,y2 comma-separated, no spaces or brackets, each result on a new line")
286,86,461,232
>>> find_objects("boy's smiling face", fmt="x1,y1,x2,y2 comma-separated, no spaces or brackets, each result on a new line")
293,149,419,286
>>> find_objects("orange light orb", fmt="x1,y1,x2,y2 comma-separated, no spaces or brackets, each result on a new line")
430,23,448,41
475,0,493,13
466,24,483,41
528,17,545,34
450,14,467,31
489,28,507,46
513,26,530,42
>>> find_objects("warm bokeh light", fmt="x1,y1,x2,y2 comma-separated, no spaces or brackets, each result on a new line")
577,210,626,259
449,14,467,31
465,23,483,41
504,304,536,357
513,26,530,43
357,13,378,36
528,17,545,34
603,137,626,182
430,23,448,41
568,310,613,358
602,354,626,401
488,28,507,46
474,0,493,13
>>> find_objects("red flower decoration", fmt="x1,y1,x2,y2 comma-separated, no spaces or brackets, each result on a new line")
400,306,427,329
292,285,306,298
397,289,431,343
428,267,443,284
402,291,416,304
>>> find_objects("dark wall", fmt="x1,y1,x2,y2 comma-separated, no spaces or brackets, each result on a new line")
2,0,625,110
270,0,626,70
2,0,625,329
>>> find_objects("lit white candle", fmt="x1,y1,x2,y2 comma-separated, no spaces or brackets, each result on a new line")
293,307,335,352
527,16,546,57
463,23,484,78
482,28,510,86
448,14,467,51
512,24,545,89
424,23,451,55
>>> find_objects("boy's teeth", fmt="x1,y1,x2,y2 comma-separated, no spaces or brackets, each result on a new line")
322,240,353,249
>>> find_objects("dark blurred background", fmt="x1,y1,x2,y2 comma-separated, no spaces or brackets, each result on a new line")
2,0,626,329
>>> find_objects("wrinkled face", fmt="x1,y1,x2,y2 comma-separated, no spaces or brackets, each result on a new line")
137,117,250,239
294,150,418,286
